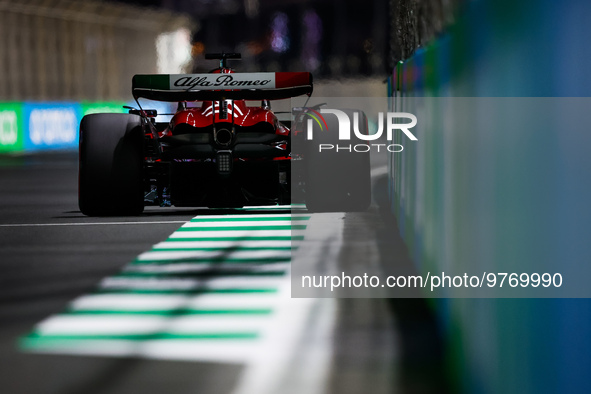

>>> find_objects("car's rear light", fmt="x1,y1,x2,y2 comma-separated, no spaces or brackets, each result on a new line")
214,127,233,146
216,151,233,174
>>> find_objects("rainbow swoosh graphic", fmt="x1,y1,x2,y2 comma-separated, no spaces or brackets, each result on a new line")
302,109,329,132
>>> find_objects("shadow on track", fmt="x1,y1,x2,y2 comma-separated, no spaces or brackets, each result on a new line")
373,174,451,394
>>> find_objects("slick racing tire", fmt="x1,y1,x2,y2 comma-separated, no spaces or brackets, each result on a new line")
305,109,371,212
79,113,144,216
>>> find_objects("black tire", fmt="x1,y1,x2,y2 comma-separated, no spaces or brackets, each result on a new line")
305,109,371,212
79,113,144,216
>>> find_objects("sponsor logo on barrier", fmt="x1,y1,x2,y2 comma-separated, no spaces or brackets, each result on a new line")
170,73,275,90
29,108,77,146
301,109,418,152
0,111,18,146
82,102,127,116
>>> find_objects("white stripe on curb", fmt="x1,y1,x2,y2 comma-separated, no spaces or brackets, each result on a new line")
168,230,299,238
136,249,293,261
153,240,293,248
123,263,289,274
70,293,279,311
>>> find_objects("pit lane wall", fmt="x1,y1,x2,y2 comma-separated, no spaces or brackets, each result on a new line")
388,1,591,393
0,102,128,153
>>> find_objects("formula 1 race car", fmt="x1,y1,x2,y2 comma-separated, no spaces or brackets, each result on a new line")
78,53,370,216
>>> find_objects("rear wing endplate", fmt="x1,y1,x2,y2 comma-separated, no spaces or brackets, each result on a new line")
132,72,313,101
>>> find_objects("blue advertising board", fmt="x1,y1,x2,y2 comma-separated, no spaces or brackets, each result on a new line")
22,102,82,151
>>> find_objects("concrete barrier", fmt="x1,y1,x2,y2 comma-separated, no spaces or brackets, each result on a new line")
388,1,591,393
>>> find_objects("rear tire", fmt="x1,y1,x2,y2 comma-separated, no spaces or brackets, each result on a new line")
79,113,144,216
305,109,371,212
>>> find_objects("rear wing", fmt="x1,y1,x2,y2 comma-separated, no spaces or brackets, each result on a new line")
132,72,313,102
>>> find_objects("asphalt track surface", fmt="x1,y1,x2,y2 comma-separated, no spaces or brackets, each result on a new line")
0,151,447,394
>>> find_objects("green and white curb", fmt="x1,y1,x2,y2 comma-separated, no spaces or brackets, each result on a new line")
20,207,313,364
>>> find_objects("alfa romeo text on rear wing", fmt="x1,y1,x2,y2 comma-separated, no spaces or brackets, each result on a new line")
132,72,313,101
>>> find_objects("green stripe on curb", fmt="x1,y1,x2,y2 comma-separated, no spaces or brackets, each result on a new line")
131,257,290,265
176,225,306,231
151,247,294,251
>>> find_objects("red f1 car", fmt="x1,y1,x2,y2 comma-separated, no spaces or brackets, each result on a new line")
78,53,370,216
